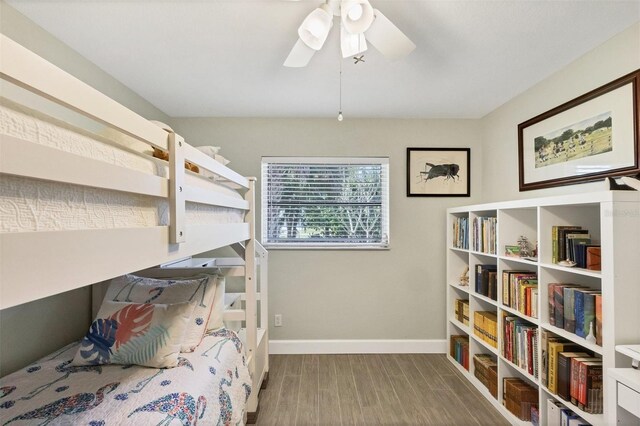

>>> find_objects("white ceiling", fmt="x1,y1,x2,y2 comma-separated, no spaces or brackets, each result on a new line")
7,0,640,119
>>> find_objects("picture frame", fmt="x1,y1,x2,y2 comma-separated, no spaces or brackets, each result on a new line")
406,148,470,197
518,69,640,191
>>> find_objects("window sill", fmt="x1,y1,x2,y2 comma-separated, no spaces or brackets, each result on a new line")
262,245,391,251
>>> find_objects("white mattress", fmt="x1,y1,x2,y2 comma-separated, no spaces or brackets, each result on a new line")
0,99,244,232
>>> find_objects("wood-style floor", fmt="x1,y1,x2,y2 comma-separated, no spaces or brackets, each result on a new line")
255,354,509,426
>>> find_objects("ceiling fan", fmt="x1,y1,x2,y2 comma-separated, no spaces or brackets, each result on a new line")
284,0,416,67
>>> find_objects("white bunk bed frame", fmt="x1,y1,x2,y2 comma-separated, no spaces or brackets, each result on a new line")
0,34,268,423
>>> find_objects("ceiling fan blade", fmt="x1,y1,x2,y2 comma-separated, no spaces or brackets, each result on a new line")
365,9,416,60
283,38,316,67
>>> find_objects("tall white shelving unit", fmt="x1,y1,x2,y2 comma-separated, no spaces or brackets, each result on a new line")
446,191,640,426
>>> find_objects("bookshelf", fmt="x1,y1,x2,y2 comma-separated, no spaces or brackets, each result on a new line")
446,191,640,425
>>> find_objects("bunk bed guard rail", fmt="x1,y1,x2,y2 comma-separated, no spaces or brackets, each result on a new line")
0,34,253,309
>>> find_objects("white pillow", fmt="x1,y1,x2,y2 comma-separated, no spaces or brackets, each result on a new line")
196,145,221,157
72,300,191,368
196,145,230,166
206,275,226,331
104,274,218,352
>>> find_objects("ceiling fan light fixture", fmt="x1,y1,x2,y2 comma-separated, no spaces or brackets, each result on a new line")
347,3,363,20
340,24,367,58
298,3,334,50
341,0,374,34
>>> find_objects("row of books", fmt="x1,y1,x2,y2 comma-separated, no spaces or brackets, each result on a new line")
502,270,538,318
546,399,592,426
473,354,497,398
450,335,469,370
551,226,601,270
453,299,469,326
452,216,469,249
502,314,539,378
503,377,538,421
472,216,497,254
549,283,602,346
475,264,497,301
474,311,498,348
541,331,603,414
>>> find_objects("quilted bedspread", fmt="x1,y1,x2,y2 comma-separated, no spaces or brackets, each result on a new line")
0,329,251,426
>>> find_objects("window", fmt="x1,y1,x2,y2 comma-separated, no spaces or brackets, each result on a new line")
261,157,389,249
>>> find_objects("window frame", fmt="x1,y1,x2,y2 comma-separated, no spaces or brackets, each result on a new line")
260,156,390,250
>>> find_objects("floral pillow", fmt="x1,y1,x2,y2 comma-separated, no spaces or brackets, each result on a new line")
103,274,218,352
72,300,191,368
207,275,226,331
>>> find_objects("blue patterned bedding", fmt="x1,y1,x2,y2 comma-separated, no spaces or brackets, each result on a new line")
0,329,251,425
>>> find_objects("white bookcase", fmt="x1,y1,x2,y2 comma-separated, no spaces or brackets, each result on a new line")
446,191,640,426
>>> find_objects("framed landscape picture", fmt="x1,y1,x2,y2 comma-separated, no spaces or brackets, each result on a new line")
406,148,470,197
518,69,640,191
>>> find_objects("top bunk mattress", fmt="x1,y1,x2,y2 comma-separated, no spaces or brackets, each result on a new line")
0,98,244,233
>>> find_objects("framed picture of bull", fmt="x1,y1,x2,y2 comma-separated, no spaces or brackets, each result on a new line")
406,147,470,197
518,69,640,191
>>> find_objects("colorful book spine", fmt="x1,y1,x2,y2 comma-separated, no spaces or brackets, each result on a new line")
548,342,581,394
576,291,599,339
557,226,582,262
557,352,589,401
563,287,584,333
548,283,557,326
554,285,566,328
571,357,599,405
552,226,559,264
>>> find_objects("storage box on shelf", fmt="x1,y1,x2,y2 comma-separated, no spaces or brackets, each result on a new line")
446,191,640,426
474,354,498,398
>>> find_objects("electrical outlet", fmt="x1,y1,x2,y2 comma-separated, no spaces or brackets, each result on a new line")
274,314,283,327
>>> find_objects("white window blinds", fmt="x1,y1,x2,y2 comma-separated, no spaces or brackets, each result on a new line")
261,157,390,248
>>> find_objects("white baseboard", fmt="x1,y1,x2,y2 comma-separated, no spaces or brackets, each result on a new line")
269,339,447,355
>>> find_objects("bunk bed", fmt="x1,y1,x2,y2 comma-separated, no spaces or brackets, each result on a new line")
0,34,268,424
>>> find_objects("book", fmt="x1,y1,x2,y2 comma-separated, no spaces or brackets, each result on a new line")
488,270,497,301
565,232,590,263
503,270,535,307
595,294,602,346
570,356,599,405
575,290,599,339
548,341,581,393
509,272,537,309
475,264,497,298
548,283,558,326
563,286,588,333
586,246,601,271
553,284,582,328
541,330,560,387
578,361,603,413
557,352,589,401
584,362,603,414
557,226,582,262
552,226,559,264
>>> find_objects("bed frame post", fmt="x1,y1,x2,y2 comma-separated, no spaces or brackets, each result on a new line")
168,132,186,244
258,241,269,386
244,178,259,416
